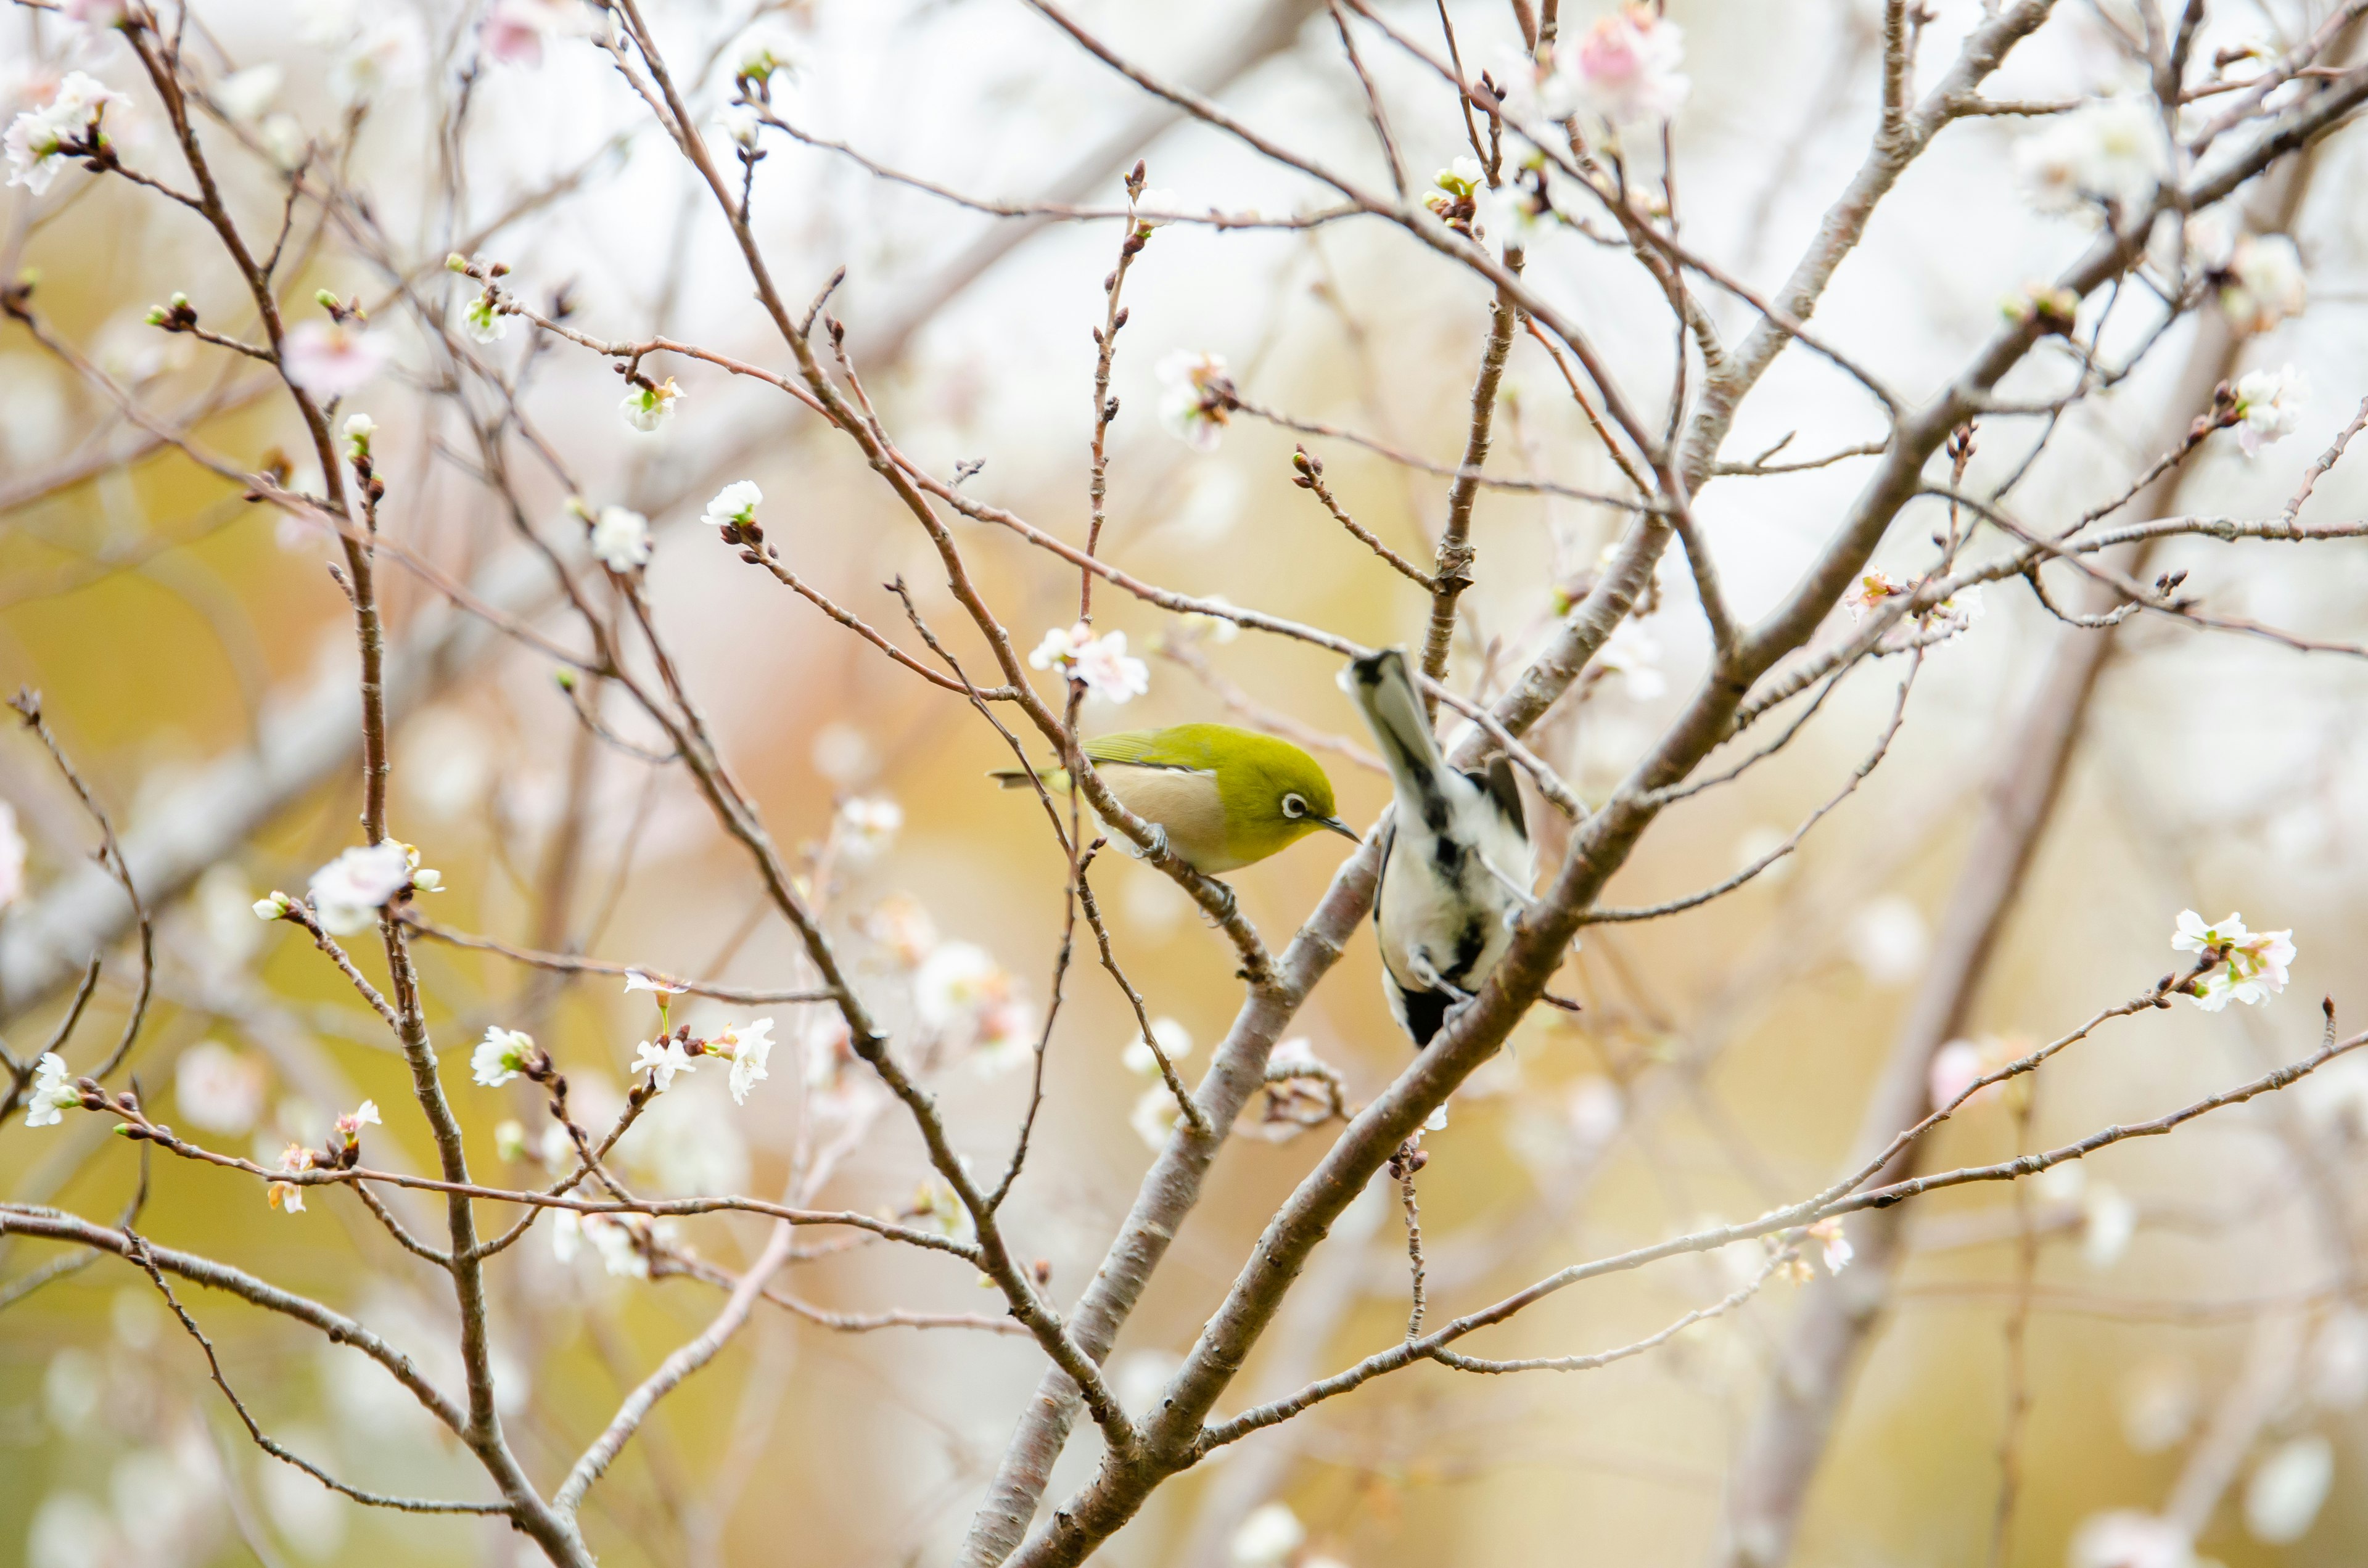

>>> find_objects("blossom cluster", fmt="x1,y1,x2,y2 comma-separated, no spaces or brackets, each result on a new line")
2170,909,2295,1010
4,72,125,197
1029,622,1150,705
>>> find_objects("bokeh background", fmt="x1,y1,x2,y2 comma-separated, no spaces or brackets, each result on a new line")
5,1,2368,1565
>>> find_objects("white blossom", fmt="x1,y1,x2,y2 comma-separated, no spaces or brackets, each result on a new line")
1132,185,1184,226
710,1018,774,1104
474,1027,535,1087
25,1053,81,1128
306,840,412,934
549,1207,582,1263
340,411,376,459
462,295,509,343
623,970,689,997
1846,896,1929,986
2082,1183,2138,1270
2221,232,2306,334
583,1212,650,1277
589,506,651,572
173,1042,264,1135
835,795,902,859
5,72,126,197
214,64,284,122
2232,364,2306,458
268,1142,313,1212
1155,350,1232,451
1805,1217,1852,1274
330,20,417,107
717,102,763,151
258,113,308,170
620,376,683,432
1843,570,1906,623
2015,96,2168,217
1228,1502,1306,1568
1560,6,1688,126
0,799,23,911
1123,1016,1192,1077
281,319,392,398
2070,1511,2193,1568
735,24,797,83
632,1037,697,1091
2245,1435,2333,1543
1130,1083,1186,1149
702,479,762,530
1029,622,1150,704
2171,908,2295,1008
332,1099,380,1147
1595,617,1666,700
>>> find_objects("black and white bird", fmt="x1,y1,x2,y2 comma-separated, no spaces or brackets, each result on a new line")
1339,649,1535,1047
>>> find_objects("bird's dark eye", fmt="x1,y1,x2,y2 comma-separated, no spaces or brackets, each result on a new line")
1281,793,1307,818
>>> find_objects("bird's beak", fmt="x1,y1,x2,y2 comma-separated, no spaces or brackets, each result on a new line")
1316,815,1362,844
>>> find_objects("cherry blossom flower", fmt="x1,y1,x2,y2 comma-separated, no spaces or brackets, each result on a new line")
702,480,762,531
1122,1017,1192,1077
2232,364,2306,458
1805,1217,1853,1273
268,1143,314,1212
1928,1035,2024,1110
333,1099,380,1150
305,840,413,934
620,376,683,432
461,294,509,343
863,895,937,968
1844,570,1906,622
1421,156,1485,236
2083,1183,2138,1268
481,0,588,67
2171,908,2295,1009
340,411,376,460
623,971,689,998
24,1053,81,1128
2221,232,2306,334
835,795,902,859
329,20,417,107
252,891,292,920
280,319,392,399
0,800,23,911
473,1027,535,1087
916,941,1035,1072
213,64,282,123
1030,622,1149,704
6,73,128,195
908,1181,974,1242
580,1212,654,1277
589,505,651,572
1228,1502,1305,1568
549,1207,582,1262
2015,96,2168,218
1155,350,1233,451
1130,1083,1186,1149
632,1037,697,1091
718,102,763,151
2070,1511,2192,1568
174,1043,264,1135
1595,617,1666,700
494,1120,528,1162
736,25,797,84
1563,6,1688,126
709,1018,774,1104
1132,186,1184,228
258,114,307,170
2246,1435,2334,1543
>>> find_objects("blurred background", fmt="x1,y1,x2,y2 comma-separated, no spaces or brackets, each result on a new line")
5,0,2368,1565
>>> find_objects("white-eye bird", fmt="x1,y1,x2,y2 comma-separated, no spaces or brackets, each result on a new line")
1340,649,1534,1047
989,723,1359,874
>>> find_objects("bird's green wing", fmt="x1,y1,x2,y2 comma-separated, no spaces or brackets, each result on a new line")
1083,729,1215,771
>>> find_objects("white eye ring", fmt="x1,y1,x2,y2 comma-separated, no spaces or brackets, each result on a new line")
1281,793,1307,819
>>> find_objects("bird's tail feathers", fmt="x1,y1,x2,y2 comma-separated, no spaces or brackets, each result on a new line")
1339,649,1448,800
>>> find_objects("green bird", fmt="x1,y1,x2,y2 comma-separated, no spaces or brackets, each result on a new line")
990,723,1360,874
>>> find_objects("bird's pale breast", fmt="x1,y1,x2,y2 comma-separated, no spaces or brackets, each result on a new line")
1098,765,1240,872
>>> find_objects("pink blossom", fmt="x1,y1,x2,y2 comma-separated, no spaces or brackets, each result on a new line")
281,319,392,398
1566,6,1688,126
